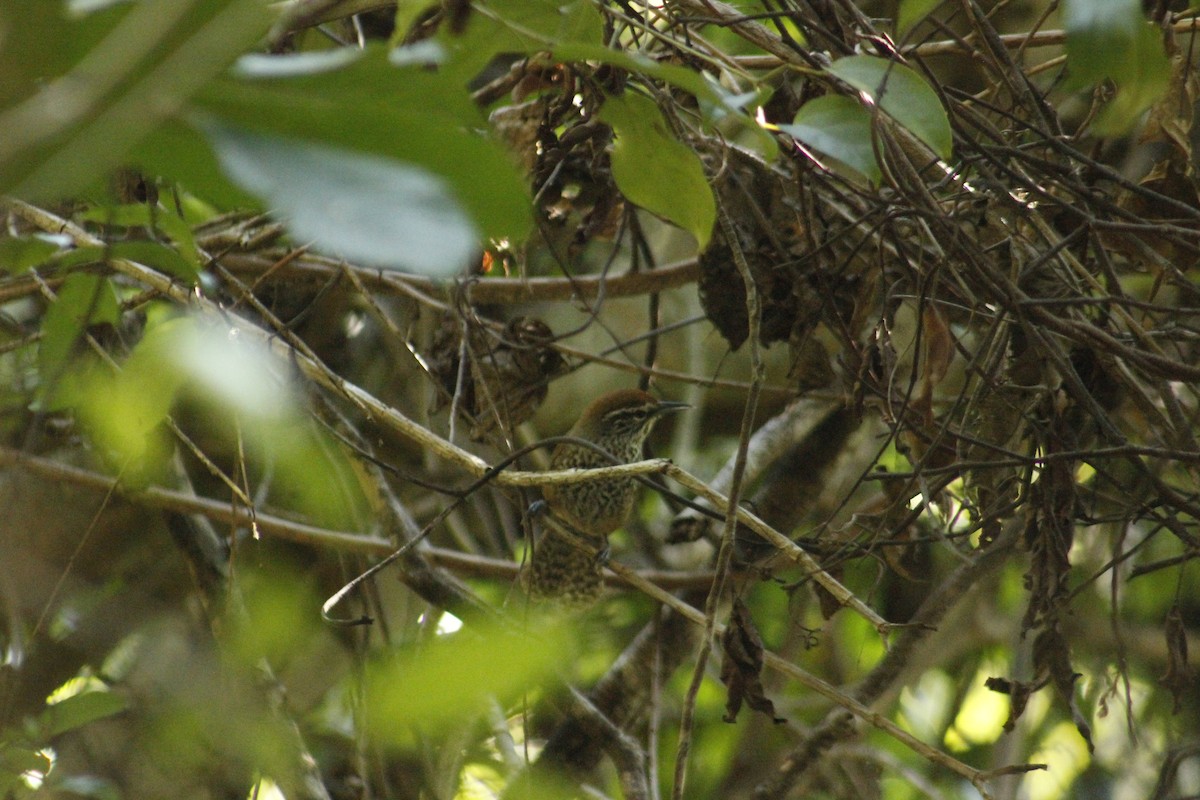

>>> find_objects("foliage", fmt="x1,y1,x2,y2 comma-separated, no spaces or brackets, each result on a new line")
2,1,1199,799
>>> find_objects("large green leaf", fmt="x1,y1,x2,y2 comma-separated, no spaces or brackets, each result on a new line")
204,124,480,277
229,45,483,127
1091,24,1171,134
1063,0,1147,87
779,95,881,185
1062,0,1169,133
826,55,952,159
194,77,533,264
0,0,272,200
598,92,716,248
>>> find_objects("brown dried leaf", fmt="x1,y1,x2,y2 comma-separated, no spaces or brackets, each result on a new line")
1033,626,1094,753
1160,604,1193,714
985,675,1037,732
917,305,955,409
720,599,785,724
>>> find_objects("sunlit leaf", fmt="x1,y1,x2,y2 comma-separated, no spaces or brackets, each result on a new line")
779,95,881,184
826,55,952,159
598,92,715,248
0,747,51,786
38,691,128,738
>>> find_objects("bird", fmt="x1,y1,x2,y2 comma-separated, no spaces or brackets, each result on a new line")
525,388,687,605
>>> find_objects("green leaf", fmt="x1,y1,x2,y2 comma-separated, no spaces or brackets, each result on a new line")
598,92,716,248
73,313,366,522
897,0,942,35
554,43,778,155
77,203,201,273
229,46,483,127
108,241,200,282
0,235,62,274
0,0,273,200
0,746,51,775
38,272,121,389
445,0,605,78
130,120,258,210
1091,23,1172,134
1062,0,1170,133
1062,0,1146,88
204,123,481,277
826,55,952,159
365,621,574,741
779,95,881,185
193,75,533,258
38,691,128,738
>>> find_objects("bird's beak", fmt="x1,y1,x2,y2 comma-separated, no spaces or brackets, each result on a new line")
653,401,690,417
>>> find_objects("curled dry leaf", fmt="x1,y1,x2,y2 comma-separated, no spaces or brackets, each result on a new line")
1159,604,1193,714
720,598,785,724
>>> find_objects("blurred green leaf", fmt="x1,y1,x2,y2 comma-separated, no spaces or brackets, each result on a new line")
598,92,716,248
0,235,62,274
1061,0,1171,133
38,691,128,738
112,241,199,282
0,746,52,797
444,0,604,79
230,570,320,666
481,0,604,48
131,120,258,210
780,95,882,185
1062,0,1154,88
0,0,126,109
366,621,574,741
0,0,273,200
203,124,480,277
73,313,366,522
77,203,201,273
193,74,533,263
897,0,941,35
38,273,120,407
393,0,435,41
230,46,483,126
826,55,952,159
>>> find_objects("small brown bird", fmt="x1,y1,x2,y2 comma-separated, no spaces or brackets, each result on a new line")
526,388,687,605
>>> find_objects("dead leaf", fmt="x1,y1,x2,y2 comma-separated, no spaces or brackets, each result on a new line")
720,599,785,724
1160,604,1193,714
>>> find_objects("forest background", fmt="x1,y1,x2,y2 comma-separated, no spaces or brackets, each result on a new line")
2,1,1199,799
